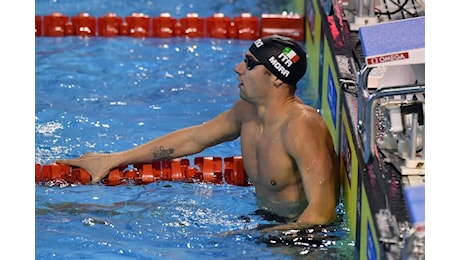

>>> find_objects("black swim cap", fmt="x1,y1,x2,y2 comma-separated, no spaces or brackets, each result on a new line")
249,35,307,87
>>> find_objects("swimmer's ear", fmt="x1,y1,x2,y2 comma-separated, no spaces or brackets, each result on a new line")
273,78,283,87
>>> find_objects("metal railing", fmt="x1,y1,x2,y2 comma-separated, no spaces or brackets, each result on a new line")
356,66,425,164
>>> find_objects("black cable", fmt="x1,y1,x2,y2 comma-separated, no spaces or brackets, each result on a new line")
381,0,392,20
375,0,409,16
390,0,419,16
411,0,420,15
397,0,406,19
352,40,363,70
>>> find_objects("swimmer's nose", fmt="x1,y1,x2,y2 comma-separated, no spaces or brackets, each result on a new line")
234,60,245,75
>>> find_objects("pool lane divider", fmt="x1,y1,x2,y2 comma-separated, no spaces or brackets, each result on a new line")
35,156,251,186
35,12,305,41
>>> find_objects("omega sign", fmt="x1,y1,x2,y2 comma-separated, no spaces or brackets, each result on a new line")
366,52,409,65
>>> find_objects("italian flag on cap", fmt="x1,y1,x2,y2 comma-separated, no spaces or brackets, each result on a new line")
283,47,300,63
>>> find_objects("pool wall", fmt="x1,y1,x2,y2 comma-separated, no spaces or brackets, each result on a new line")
302,0,425,259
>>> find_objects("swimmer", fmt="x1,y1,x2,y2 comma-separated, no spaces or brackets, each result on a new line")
57,35,341,231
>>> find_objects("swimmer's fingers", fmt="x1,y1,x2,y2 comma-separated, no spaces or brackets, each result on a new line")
89,175,103,184
56,154,109,184
55,158,78,166
56,153,96,166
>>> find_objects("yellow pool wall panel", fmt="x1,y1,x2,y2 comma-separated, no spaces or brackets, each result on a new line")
360,185,381,259
340,107,359,241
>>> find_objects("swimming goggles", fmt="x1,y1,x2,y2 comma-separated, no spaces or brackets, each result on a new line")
244,56,263,70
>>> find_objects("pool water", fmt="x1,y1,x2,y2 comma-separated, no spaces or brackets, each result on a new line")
34,0,301,20
35,37,247,163
35,0,355,259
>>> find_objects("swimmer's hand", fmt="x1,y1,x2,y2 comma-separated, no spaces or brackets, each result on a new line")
56,153,114,183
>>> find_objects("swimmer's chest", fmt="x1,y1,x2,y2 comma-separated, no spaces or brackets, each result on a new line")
240,124,295,188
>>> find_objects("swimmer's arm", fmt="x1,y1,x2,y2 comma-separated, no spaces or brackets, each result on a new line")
117,109,241,164
115,100,246,164
58,102,244,182
290,115,339,226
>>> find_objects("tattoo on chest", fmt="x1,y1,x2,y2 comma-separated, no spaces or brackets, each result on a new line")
151,146,174,160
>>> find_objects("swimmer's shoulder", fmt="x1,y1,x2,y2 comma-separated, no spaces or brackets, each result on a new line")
287,102,329,134
290,98,321,118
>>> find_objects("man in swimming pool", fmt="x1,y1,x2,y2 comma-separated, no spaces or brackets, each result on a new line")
57,35,341,231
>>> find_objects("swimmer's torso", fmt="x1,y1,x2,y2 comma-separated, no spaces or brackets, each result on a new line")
238,100,311,220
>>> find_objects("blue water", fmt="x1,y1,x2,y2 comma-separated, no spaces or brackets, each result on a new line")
35,37,247,163
34,0,299,19
35,0,355,259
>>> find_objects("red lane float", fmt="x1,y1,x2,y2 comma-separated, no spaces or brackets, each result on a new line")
43,12,71,37
206,13,232,39
35,15,42,36
152,12,176,38
71,12,97,37
35,156,250,186
179,13,205,38
125,12,151,37
224,156,250,186
260,13,304,41
37,12,305,41
232,12,260,40
97,12,124,37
